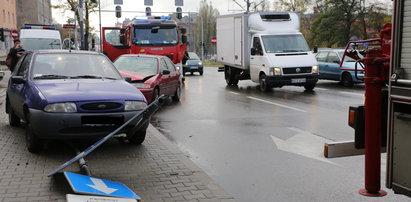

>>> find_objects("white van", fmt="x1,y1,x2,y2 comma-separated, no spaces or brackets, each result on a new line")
217,12,319,91
19,25,62,50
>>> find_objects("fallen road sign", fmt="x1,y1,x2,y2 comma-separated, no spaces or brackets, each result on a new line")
67,194,138,202
64,172,140,200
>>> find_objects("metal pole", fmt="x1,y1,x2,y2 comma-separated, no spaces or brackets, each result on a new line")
201,15,204,63
99,0,102,52
79,0,85,50
74,12,77,49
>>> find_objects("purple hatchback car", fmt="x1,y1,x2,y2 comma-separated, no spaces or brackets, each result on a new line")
6,50,149,153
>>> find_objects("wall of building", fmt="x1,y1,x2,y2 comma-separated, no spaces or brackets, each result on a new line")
16,0,52,28
0,0,17,58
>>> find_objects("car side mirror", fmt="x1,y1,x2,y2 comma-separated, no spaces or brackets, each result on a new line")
124,77,132,82
162,70,171,75
11,76,25,84
251,48,257,56
313,45,318,53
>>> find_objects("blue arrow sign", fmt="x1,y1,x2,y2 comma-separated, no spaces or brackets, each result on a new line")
64,172,140,200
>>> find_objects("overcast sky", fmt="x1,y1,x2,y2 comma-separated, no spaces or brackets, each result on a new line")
51,0,244,29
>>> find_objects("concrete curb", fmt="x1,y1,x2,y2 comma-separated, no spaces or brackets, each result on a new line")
147,124,237,202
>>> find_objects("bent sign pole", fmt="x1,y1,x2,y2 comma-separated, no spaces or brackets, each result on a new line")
48,95,167,177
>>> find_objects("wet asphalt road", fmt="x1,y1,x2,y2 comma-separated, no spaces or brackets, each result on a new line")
152,67,410,202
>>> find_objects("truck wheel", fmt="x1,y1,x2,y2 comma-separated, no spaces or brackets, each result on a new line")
259,74,271,92
7,101,20,127
26,122,43,153
225,66,239,85
341,73,354,87
304,84,316,91
127,128,147,145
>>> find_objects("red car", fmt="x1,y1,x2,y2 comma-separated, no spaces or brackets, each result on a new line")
114,54,181,103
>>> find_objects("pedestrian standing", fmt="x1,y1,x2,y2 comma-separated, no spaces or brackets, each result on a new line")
6,39,25,72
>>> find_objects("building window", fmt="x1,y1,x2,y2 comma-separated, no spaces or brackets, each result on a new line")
2,10,5,23
12,13,15,26
8,12,10,24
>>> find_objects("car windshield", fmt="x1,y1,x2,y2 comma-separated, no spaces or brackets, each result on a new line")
262,34,310,53
31,53,122,80
338,51,358,62
133,27,178,46
20,38,61,50
114,57,158,75
188,52,200,60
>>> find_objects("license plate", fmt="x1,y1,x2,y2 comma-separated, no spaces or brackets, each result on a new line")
190,66,198,70
291,78,306,83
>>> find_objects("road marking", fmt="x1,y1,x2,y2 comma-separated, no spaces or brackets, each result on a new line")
247,96,306,113
271,127,338,165
340,91,363,97
228,91,240,95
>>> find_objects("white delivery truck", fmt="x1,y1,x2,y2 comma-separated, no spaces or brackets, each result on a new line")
217,12,319,91
19,24,62,50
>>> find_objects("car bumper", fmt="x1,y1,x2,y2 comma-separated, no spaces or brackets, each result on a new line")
266,75,319,87
29,108,149,139
183,65,203,72
139,89,154,103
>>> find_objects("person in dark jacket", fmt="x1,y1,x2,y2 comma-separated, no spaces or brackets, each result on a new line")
7,39,25,72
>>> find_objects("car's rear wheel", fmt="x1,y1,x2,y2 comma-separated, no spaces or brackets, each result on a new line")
225,66,239,85
127,128,147,145
172,84,181,102
7,101,20,127
341,72,354,87
26,122,43,153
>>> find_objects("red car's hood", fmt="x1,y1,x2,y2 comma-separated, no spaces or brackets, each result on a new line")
120,71,156,82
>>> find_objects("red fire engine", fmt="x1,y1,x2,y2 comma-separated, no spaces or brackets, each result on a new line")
102,16,188,65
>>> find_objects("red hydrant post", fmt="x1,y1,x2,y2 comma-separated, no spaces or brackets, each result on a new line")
358,23,391,197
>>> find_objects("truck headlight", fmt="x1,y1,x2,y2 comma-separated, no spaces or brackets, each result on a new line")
312,65,319,74
44,102,77,113
133,83,151,89
125,101,147,111
270,67,282,75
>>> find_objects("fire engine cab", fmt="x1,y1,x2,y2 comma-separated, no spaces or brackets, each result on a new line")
102,16,188,66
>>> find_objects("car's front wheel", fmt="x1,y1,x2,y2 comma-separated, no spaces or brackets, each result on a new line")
7,101,20,127
26,122,43,153
341,72,354,87
127,128,147,145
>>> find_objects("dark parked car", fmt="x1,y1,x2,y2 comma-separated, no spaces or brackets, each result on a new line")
6,50,149,153
183,52,203,75
114,54,181,103
316,49,364,87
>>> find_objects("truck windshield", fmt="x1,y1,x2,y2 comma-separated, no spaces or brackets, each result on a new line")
133,28,178,46
20,38,61,50
262,34,310,53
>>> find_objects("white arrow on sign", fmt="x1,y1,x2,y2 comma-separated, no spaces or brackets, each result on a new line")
87,178,118,194
271,127,338,165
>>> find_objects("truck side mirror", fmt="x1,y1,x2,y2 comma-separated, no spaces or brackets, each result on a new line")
181,35,187,44
313,45,318,53
251,48,257,56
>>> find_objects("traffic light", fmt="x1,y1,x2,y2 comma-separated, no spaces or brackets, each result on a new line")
176,7,182,19
115,6,122,18
70,38,75,45
146,7,151,16
0,28,4,42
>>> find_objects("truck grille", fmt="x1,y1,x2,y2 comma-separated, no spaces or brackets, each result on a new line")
80,102,122,111
283,67,312,74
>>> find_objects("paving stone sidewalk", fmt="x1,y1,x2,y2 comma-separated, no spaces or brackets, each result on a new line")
0,67,236,202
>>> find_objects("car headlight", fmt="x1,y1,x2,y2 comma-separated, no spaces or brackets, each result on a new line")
133,83,151,89
44,102,77,113
312,65,319,74
270,67,281,75
125,101,147,111
176,66,180,71
198,62,202,66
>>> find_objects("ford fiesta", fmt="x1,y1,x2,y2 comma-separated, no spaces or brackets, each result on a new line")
6,50,149,153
